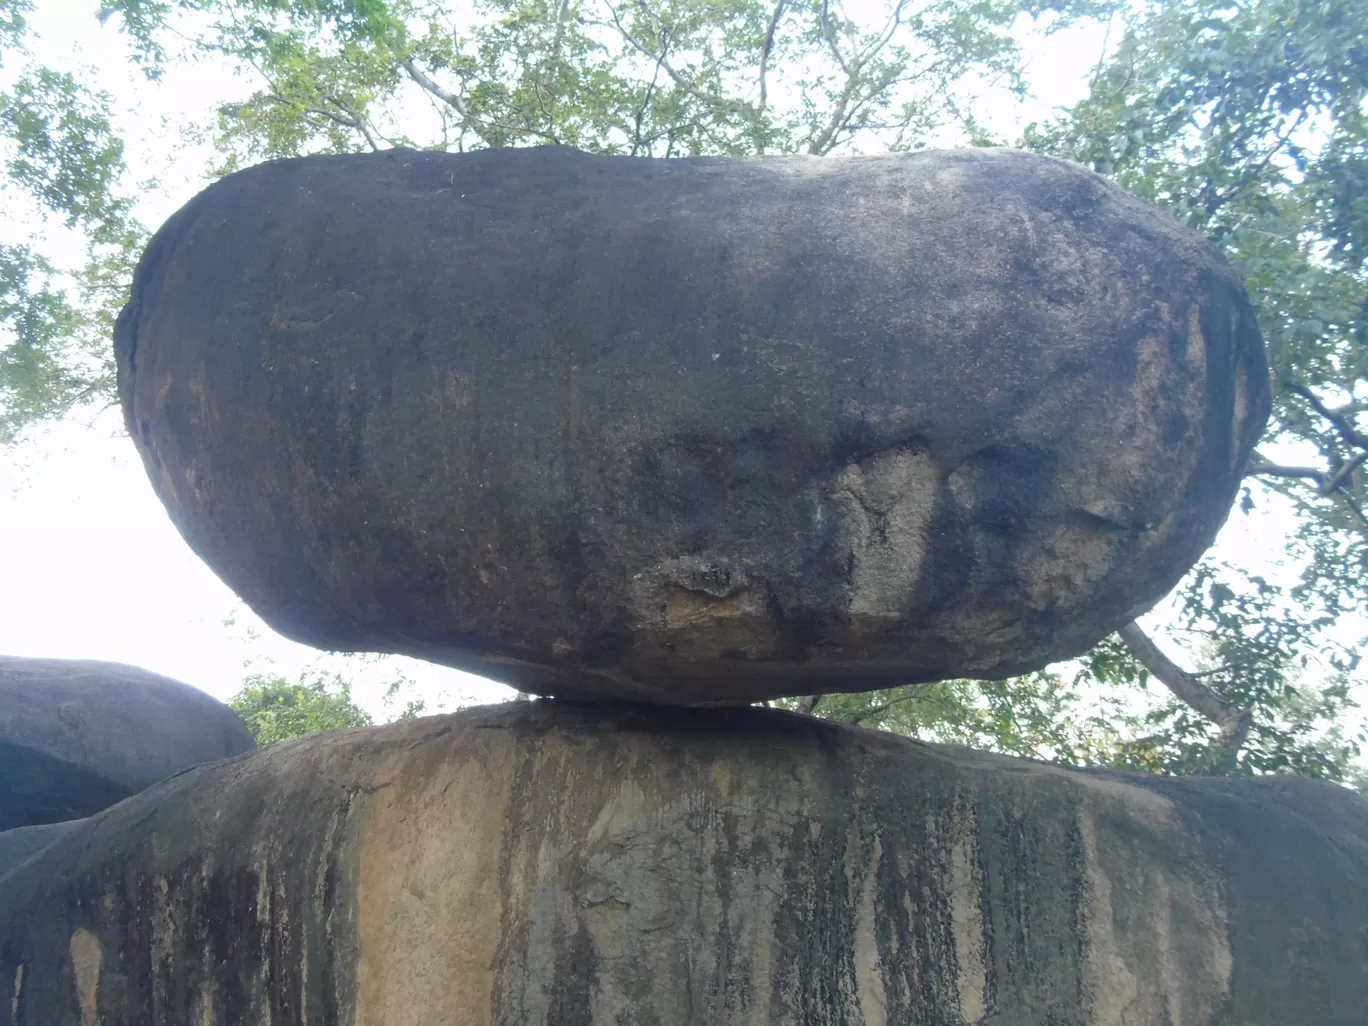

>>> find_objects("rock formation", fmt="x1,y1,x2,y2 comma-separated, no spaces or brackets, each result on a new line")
2,702,1364,1026
116,146,1269,704
10,146,1338,1025
0,656,255,829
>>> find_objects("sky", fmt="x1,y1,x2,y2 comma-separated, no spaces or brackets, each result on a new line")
0,0,1349,725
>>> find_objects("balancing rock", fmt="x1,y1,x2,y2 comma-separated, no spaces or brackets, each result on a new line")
116,147,1269,703
0,656,254,829
2,701,1365,1025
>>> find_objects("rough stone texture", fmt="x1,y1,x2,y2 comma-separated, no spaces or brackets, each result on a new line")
117,147,1269,704
2,701,1364,1026
0,821,81,879
0,656,256,829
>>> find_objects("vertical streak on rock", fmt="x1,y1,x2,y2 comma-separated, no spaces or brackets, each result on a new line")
1076,807,1139,1025
1150,869,1183,1026
853,837,886,1026
355,728,518,1026
9,964,21,1025
69,930,101,1026
836,448,938,632
948,796,988,1024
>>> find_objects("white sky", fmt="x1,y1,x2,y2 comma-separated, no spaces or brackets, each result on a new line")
1,0,1356,728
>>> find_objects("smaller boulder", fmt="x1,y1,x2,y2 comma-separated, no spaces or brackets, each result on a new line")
0,820,80,878
0,657,255,830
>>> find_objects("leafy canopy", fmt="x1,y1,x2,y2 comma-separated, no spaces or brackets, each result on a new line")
229,672,374,745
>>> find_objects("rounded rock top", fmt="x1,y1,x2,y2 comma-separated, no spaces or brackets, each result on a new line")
116,146,1269,704
0,656,255,829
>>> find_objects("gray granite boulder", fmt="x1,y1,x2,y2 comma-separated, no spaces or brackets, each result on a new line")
116,147,1269,703
1,702,1363,1025
0,656,255,829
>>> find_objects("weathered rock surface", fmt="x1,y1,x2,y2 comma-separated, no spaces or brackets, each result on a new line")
0,821,80,878
3,702,1364,1025
117,146,1269,703
0,656,255,829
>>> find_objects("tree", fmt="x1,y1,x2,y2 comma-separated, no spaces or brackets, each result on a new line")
229,671,373,745
0,0,142,438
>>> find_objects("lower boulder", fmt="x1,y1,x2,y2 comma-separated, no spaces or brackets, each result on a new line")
1,701,1364,1025
0,656,256,829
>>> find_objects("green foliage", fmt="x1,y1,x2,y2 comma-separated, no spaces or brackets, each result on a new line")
0,10,137,437
777,671,1135,764
0,0,31,61
1,68,129,235
1075,562,1362,779
0,244,84,440
102,0,1072,164
229,672,374,745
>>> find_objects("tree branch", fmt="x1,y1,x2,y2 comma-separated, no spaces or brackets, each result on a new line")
270,91,382,152
323,93,382,151
1245,461,1326,483
843,691,922,727
794,694,823,715
1208,110,1309,214
630,47,667,155
1118,622,1252,757
757,0,787,117
819,0,851,75
1321,449,1368,496
595,5,737,117
1289,382,1368,450
401,58,470,117
857,0,910,67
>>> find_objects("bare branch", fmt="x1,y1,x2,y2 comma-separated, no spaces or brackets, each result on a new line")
323,93,382,151
1338,489,1368,529
401,58,471,117
757,0,787,118
806,68,864,153
1289,382,1368,450
819,0,851,74
794,694,823,716
1245,461,1326,483
271,91,382,152
806,0,915,155
857,0,911,67
843,691,923,727
1118,622,1252,757
401,58,538,147
1321,449,1368,496
1088,10,1116,92
595,5,729,115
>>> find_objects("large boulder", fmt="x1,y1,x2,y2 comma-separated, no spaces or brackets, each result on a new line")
1,702,1363,1025
0,656,255,829
116,147,1269,704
